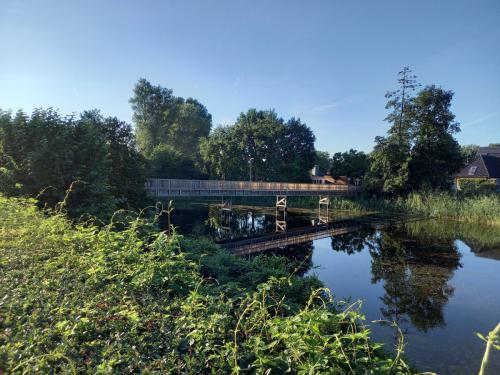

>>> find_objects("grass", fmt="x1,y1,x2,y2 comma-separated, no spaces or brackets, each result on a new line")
0,194,412,374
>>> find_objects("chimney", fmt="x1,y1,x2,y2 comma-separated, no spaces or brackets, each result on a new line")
311,165,319,176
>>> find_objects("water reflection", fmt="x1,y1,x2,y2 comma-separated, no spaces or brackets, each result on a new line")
261,242,314,277
404,219,500,261
326,225,461,331
317,221,500,374
370,227,461,332
167,204,500,374
330,228,374,255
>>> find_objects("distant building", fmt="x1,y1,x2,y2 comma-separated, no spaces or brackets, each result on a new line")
310,165,349,185
454,147,500,190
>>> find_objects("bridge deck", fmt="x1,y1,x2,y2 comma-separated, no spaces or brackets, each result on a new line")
220,220,362,256
146,178,360,198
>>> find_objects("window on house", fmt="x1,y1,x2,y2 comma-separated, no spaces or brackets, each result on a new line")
468,166,477,175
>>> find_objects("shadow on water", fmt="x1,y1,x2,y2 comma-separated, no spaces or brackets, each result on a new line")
165,203,500,374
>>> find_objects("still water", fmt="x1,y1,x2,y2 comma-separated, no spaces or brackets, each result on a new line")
169,203,500,375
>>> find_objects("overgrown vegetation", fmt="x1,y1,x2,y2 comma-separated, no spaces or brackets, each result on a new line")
0,195,412,373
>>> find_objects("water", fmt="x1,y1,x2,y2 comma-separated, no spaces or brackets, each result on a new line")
168,203,500,375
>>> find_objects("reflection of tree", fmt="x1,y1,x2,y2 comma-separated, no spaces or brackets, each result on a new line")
264,241,314,276
330,228,375,254
206,206,276,242
368,225,462,332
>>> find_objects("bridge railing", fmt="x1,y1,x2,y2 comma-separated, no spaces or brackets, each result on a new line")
146,178,361,197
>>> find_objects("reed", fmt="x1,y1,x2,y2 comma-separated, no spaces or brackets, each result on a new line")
326,192,500,224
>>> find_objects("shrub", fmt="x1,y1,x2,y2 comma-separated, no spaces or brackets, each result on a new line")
458,178,497,195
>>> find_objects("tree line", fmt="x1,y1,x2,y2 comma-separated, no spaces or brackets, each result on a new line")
0,109,146,219
129,79,317,183
0,79,318,218
0,69,482,219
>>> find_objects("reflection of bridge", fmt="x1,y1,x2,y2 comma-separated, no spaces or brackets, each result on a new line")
146,179,360,197
220,220,362,256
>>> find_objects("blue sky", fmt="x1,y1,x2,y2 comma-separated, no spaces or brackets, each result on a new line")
1,0,499,153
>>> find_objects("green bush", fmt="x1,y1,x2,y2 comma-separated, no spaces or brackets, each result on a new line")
458,178,497,195
0,195,411,373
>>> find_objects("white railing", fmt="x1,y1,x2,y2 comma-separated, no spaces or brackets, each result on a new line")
146,178,360,197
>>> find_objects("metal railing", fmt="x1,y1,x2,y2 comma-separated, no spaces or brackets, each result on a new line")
146,178,361,197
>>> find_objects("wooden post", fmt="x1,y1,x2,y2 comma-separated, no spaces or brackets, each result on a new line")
219,197,232,231
166,200,174,235
221,197,232,211
276,195,287,232
318,195,329,224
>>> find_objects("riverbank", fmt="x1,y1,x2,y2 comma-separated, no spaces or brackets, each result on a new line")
0,195,412,374
327,192,500,225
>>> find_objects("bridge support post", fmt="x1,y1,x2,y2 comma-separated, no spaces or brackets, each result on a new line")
221,197,232,211
318,195,330,224
219,197,232,231
276,195,287,232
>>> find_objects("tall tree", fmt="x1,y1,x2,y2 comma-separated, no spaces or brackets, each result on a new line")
130,79,211,159
130,79,175,156
314,151,331,175
233,109,284,181
385,66,420,144
408,86,463,190
200,109,316,182
460,144,479,166
369,67,419,195
66,115,116,218
150,144,205,179
168,98,212,158
80,111,148,210
330,149,369,180
200,126,244,180
279,118,316,182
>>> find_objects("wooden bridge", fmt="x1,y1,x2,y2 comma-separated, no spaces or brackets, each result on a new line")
220,219,362,256
146,178,361,198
